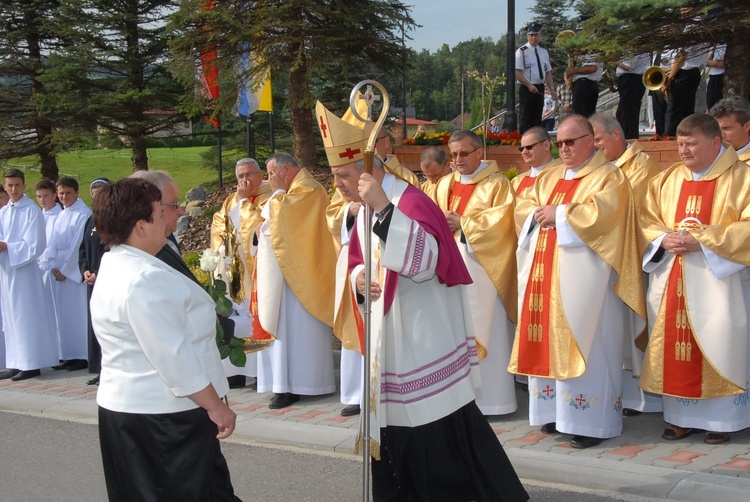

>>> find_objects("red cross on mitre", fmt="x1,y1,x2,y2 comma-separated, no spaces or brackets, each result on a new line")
339,147,361,159
319,116,328,138
542,385,554,397
575,394,587,406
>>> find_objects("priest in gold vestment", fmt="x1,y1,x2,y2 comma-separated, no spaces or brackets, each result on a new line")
419,146,452,199
639,114,750,444
434,129,518,415
210,158,271,386
254,152,337,409
590,114,663,415
509,115,646,449
710,96,750,163
512,127,560,197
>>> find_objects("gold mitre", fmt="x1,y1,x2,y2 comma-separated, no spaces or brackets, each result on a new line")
315,100,368,167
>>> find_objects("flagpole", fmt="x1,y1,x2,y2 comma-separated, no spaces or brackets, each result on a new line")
269,112,275,153
217,117,223,189
349,80,389,502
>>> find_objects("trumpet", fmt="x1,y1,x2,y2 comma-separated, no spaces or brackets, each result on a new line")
603,68,618,93
642,65,669,99
555,30,577,67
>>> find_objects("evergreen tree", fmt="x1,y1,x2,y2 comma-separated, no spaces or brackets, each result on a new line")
530,0,576,85
0,1,61,179
39,0,186,171
169,0,415,168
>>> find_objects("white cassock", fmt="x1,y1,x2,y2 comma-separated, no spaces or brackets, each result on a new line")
46,198,91,360
38,204,63,341
517,168,632,439
216,201,257,379
335,203,363,406
0,195,59,370
254,196,335,395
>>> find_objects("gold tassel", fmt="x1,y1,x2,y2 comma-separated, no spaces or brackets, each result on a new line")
675,341,681,360
680,341,686,361
686,341,692,362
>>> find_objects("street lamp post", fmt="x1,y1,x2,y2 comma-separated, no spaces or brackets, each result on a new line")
503,0,517,131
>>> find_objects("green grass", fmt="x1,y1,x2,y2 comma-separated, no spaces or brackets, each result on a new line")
4,146,235,206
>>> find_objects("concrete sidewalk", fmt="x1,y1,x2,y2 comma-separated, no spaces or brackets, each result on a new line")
1,361,749,501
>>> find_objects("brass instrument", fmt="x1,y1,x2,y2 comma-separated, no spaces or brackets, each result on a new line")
643,65,669,99
555,30,577,66
603,68,618,93
703,46,716,81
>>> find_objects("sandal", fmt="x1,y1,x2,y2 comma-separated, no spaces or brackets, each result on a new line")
661,424,698,440
704,431,730,445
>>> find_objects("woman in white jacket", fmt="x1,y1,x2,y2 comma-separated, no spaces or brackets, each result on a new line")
91,178,239,501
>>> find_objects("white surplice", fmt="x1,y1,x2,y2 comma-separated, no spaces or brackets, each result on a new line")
46,198,91,360
0,195,59,370
254,194,335,396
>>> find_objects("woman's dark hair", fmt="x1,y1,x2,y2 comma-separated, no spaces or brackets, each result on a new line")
93,178,162,246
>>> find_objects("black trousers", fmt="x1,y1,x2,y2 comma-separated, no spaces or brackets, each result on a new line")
706,74,724,112
99,406,241,502
518,84,545,133
650,90,667,137
371,401,529,502
665,68,701,137
616,74,646,139
572,78,599,118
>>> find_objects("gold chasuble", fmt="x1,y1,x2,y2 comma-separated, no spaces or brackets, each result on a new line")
640,147,750,398
615,140,662,204
434,161,518,325
267,168,336,328
509,152,646,379
739,148,750,163
210,185,272,302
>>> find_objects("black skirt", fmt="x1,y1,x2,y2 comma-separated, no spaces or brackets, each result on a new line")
371,401,529,502
98,406,240,502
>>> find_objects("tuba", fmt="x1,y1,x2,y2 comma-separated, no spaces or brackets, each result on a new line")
555,30,577,67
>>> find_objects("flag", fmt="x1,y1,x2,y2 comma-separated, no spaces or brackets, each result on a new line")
233,42,273,117
200,0,220,127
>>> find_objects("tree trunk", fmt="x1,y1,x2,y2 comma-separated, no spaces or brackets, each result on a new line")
131,136,149,171
724,39,750,101
288,53,318,168
39,141,59,181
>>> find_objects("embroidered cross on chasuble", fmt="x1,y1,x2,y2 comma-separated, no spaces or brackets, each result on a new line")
662,179,716,398
517,178,582,376
515,175,536,195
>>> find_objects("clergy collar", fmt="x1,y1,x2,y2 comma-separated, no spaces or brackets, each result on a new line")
530,158,555,177
564,152,596,178
459,161,488,184
737,141,750,155
691,146,726,180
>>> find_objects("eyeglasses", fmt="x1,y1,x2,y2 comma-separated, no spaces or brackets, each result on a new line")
554,134,590,149
518,140,545,152
449,147,481,159
161,202,180,208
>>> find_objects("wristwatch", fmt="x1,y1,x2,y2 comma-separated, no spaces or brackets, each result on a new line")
375,203,394,222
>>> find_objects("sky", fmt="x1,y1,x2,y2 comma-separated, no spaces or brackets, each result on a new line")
407,0,538,52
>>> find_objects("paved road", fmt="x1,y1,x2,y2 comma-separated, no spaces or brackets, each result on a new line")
0,411,668,501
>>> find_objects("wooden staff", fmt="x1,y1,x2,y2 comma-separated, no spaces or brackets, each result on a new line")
348,80,389,501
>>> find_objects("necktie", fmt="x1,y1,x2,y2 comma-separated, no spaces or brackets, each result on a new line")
535,48,544,82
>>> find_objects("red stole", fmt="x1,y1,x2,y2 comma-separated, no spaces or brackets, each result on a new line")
250,265,273,341
517,178,582,376
448,182,477,215
662,179,717,397
515,175,536,195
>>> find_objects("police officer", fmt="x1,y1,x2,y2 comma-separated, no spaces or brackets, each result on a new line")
515,23,557,133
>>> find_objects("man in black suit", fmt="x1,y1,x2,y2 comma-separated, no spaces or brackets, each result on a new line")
79,177,111,385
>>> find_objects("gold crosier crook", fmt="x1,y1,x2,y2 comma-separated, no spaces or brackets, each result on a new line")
349,80,389,502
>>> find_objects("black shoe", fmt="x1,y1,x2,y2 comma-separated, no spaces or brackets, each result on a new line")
540,422,558,434
0,369,20,380
65,359,88,371
623,408,642,417
570,435,603,449
11,369,41,381
51,361,71,370
86,375,100,386
227,375,246,389
268,392,300,409
341,404,361,417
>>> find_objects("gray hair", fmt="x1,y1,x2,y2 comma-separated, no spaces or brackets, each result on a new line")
448,129,483,149
235,157,260,171
352,156,384,173
589,113,623,136
129,170,176,193
266,152,298,169
420,146,447,165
